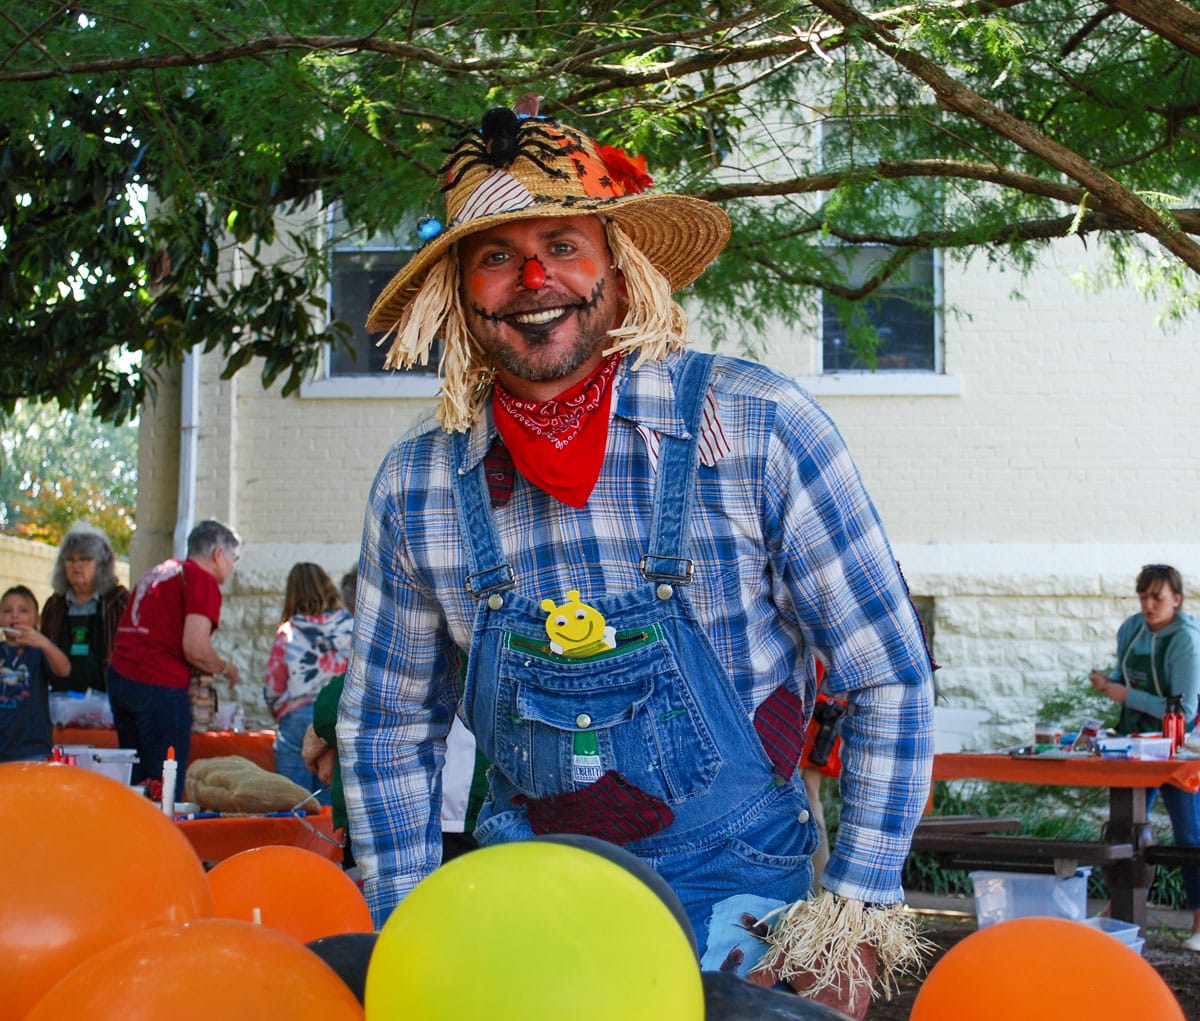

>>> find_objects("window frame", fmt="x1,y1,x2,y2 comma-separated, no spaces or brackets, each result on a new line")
815,117,947,381
300,207,442,400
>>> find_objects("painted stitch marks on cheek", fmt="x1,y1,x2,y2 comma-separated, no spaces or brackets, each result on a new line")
469,278,608,328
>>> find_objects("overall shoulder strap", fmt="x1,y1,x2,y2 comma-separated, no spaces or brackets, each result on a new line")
450,431,516,599
641,351,716,585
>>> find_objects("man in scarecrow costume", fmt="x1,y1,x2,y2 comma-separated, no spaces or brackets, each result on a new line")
339,100,934,1018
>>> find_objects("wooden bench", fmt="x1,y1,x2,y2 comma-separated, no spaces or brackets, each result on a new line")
913,815,1022,837
910,815,1134,877
1144,844,1200,868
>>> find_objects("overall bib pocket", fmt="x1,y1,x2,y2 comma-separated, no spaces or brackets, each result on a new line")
486,626,722,803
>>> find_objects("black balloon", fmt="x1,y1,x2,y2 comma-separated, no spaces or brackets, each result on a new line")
702,971,853,1020
306,932,378,1005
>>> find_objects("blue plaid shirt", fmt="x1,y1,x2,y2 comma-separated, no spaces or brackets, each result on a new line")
339,353,934,926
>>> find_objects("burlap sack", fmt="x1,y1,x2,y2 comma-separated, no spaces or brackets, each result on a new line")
185,755,319,814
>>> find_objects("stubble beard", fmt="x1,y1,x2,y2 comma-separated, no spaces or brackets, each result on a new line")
469,280,617,384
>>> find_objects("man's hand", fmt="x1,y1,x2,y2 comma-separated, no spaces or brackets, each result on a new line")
755,942,878,1020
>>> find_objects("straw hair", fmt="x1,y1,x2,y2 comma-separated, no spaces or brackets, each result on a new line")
602,222,688,370
751,890,935,1011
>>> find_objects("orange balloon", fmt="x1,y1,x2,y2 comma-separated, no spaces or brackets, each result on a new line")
0,762,213,1020
26,918,364,1020
911,916,1184,1020
207,844,373,943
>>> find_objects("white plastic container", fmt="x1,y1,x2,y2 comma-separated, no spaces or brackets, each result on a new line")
1095,736,1132,759
1082,915,1144,955
83,749,139,785
53,743,95,764
1129,734,1173,760
48,689,113,728
970,868,1091,928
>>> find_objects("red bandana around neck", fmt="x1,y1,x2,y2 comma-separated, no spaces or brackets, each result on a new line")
492,354,621,508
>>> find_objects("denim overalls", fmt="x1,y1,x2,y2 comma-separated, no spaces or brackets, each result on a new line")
450,352,816,944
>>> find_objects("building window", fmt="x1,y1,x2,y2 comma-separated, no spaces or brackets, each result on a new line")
326,211,441,377
821,247,940,372
818,117,942,375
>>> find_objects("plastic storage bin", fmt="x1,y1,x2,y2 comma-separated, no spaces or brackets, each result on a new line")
970,869,1091,928
1082,915,1145,955
82,748,139,785
1129,734,1173,760
48,689,113,728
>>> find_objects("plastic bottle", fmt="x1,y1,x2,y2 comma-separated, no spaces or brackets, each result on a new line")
161,746,177,816
1163,695,1186,755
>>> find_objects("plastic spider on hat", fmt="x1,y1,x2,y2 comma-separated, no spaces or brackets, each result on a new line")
442,103,574,186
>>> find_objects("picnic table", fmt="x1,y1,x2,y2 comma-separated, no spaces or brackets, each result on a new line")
915,751,1200,932
53,726,277,773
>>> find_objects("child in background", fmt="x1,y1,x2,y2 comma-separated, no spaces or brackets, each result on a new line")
1,585,72,762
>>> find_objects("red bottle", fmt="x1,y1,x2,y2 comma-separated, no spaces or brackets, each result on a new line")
1163,695,1186,754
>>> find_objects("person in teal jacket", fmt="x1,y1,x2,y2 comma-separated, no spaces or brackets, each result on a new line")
1090,563,1200,950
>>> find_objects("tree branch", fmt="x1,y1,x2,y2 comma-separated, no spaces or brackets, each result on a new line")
1104,0,1200,57
0,32,501,82
808,0,1200,275
701,157,1093,206
737,207,1200,299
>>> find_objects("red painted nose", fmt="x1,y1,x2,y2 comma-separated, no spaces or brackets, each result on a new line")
521,258,546,290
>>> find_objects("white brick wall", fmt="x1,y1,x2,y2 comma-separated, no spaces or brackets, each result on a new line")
134,237,1200,732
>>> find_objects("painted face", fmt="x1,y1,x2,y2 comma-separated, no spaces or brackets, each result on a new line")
458,215,626,395
1139,582,1182,632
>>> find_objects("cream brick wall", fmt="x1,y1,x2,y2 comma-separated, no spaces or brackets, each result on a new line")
827,245,1198,544
133,237,1200,732
0,534,60,608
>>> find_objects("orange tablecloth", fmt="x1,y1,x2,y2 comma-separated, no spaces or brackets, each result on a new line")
54,727,277,773
176,805,342,864
934,751,1200,793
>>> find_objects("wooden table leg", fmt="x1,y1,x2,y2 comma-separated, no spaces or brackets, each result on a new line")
1101,786,1155,932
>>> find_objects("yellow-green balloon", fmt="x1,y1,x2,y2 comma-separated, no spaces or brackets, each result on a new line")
365,840,704,1020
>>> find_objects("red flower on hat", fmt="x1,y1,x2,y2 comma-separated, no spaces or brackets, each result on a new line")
596,144,654,195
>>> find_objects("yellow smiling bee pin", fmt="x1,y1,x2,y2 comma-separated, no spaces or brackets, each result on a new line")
540,590,617,658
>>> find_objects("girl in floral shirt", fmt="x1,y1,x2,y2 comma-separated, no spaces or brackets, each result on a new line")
264,563,354,802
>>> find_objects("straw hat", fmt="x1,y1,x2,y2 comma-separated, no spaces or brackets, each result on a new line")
365,106,731,334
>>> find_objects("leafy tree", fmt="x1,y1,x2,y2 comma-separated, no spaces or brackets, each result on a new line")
2,0,1197,420
0,401,138,555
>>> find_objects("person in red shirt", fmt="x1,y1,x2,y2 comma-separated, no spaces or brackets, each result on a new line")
107,520,242,804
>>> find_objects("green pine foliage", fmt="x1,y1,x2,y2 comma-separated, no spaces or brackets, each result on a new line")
2,1,1197,419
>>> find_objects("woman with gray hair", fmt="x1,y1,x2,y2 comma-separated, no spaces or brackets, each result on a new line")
39,522,130,694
